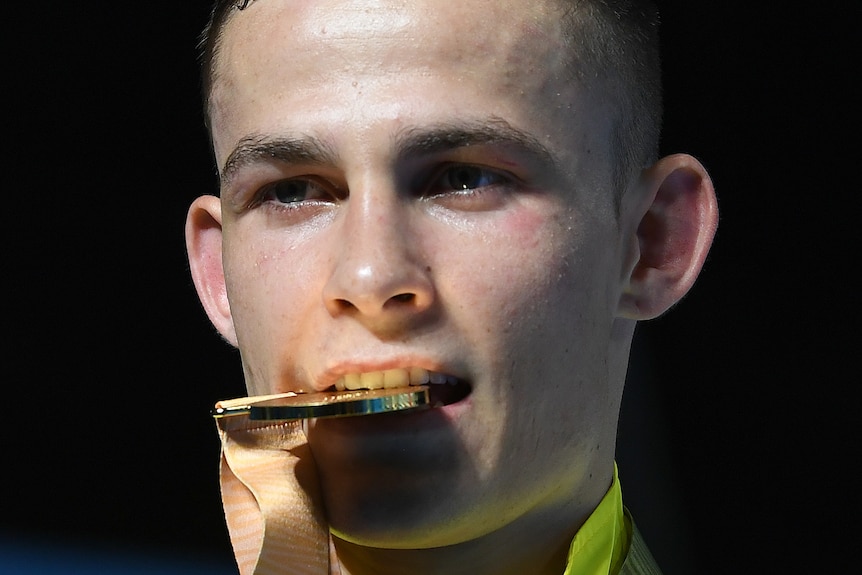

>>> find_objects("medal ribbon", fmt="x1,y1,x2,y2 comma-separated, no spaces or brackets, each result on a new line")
216,412,338,574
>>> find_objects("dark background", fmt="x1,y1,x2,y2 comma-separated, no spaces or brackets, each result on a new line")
5,2,858,573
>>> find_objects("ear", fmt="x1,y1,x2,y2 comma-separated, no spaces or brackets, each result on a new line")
185,195,239,346
618,153,718,320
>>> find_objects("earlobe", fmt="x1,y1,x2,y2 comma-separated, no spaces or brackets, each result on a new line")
618,153,719,320
185,195,239,346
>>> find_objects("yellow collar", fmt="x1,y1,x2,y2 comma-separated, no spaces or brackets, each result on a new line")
563,463,631,575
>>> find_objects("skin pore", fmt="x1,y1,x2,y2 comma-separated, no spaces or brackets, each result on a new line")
186,1,717,573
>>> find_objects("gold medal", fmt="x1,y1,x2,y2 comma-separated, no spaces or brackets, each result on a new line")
212,385,430,421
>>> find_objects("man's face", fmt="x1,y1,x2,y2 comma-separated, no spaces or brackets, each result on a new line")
210,0,635,549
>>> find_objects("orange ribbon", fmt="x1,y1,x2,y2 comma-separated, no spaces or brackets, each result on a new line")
216,413,339,574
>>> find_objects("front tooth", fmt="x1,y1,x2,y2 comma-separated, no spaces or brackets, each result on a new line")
409,367,430,385
336,368,440,391
344,373,361,390
383,369,408,388
360,371,384,390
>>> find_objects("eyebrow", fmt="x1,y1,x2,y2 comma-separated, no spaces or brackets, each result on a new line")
220,133,337,186
220,117,558,186
394,118,558,171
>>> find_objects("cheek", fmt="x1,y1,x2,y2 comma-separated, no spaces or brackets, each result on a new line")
440,206,574,336
223,230,329,393
500,203,546,250
459,204,617,348
226,224,318,295
223,231,318,344
491,204,578,302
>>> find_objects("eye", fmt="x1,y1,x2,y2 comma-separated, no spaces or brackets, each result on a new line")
448,165,497,189
419,164,517,212
259,177,337,206
426,164,508,196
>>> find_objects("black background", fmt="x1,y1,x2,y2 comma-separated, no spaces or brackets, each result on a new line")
5,2,859,573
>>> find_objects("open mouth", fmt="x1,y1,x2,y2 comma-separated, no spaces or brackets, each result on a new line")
332,368,471,407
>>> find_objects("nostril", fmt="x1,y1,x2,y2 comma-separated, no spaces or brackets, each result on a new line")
390,293,415,303
334,298,358,311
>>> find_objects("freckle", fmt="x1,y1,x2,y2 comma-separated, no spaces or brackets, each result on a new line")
425,265,432,272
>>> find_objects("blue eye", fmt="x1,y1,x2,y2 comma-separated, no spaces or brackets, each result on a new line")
424,165,507,199
421,164,514,211
443,165,502,190
261,178,334,205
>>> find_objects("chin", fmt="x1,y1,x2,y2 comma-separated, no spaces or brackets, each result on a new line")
318,455,476,547
309,418,481,549
327,498,481,550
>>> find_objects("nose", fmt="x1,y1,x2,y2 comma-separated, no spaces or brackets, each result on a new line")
322,190,435,331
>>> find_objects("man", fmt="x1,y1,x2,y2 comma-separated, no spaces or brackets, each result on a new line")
185,0,718,573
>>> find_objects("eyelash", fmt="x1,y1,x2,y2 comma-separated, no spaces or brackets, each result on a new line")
250,163,515,213
248,176,341,214
423,164,510,197
260,177,337,204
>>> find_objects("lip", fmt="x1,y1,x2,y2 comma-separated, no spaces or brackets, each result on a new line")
301,356,474,412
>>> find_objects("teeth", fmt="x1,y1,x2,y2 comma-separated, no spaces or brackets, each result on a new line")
333,368,455,391
383,368,408,388
360,371,383,389
410,366,430,385
343,373,361,391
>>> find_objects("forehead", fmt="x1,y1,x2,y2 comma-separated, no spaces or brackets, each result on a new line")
209,0,611,178
215,0,566,74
